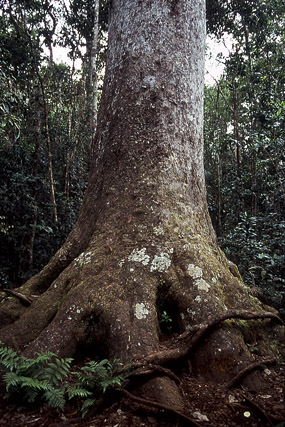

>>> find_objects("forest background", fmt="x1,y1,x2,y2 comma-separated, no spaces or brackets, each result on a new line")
0,0,284,317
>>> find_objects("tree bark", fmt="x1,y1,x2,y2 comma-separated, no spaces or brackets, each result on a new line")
0,0,282,410
85,0,99,160
28,109,41,271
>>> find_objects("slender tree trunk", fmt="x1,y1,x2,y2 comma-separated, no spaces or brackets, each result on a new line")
43,95,58,224
28,110,41,270
216,154,222,236
36,43,58,225
0,0,281,409
85,0,99,161
232,78,243,224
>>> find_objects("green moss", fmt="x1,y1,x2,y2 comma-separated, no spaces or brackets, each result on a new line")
249,294,262,307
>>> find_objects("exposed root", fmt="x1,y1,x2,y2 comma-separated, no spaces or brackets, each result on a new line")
130,310,282,369
121,388,201,426
226,357,276,389
129,364,180,384
2,289,34,306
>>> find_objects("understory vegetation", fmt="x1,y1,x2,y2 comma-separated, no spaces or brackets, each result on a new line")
0,342,125,418
0,308,282,422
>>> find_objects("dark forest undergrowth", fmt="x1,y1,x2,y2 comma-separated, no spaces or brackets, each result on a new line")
0,360,284,427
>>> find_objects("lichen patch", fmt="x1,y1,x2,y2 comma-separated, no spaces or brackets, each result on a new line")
153,225,164,236
134,303,149,320
75,251,92,267
150,252,171,272
142,75,156,89
195,278,211,292
128,248,150,265
187,264,203,279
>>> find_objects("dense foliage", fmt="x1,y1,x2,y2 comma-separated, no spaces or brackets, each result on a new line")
0,0,106,286
205,0,284,314
0,342,124,417
0,1,284,313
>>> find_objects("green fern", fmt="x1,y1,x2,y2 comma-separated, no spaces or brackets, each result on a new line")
2,371,22,390
71,358,125,416
0,345,22,371
0,342,125,418
43,388,66,410
0,342,72,408
80,397,97,419
22,386,39,404
67,386,93,400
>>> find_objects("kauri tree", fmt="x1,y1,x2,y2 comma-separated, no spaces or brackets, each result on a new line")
0,0,282,410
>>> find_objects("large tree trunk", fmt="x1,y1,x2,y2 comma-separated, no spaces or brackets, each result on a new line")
0,0,281,410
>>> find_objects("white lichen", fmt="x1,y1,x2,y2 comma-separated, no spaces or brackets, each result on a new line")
75,251,92,267
195,278,211,292
142,75,156,89
134,303,149,320
187,264,203,279
68,305,83,316
150,252,171,272
128,248,150,265
153,225,164,236
194,295,202,303
187,308,196,317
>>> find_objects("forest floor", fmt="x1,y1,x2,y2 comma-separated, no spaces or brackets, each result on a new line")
0,361,284,427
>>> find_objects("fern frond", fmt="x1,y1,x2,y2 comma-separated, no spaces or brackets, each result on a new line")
22,386,39,403
43,388,66,410
2,371,22,391
100,376,123,393
81,397,96,418
20,377,51,391
67,386,93,400
0,346,23,371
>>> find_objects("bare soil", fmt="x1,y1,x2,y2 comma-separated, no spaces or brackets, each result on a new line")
0,361,284,427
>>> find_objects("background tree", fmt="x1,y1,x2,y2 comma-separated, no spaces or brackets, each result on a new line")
0,0,98,286
204,0,285,315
